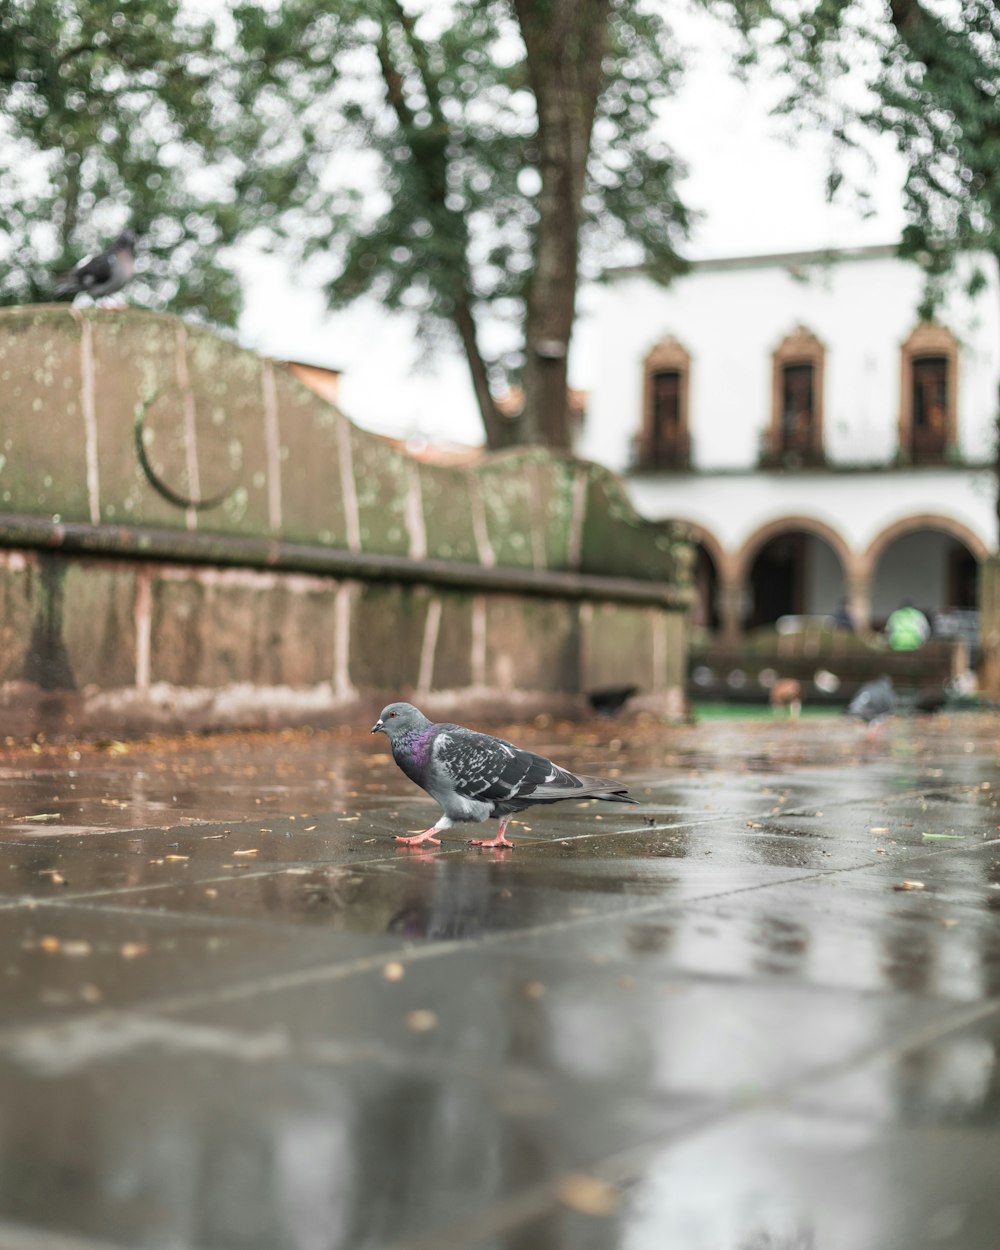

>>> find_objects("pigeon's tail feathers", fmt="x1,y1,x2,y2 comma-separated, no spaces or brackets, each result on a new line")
52,274,80,299
528,775,637,805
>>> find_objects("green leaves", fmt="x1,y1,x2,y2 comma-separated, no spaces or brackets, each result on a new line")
0,0,244,323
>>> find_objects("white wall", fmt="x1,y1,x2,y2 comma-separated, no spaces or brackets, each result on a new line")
576,249,1000,474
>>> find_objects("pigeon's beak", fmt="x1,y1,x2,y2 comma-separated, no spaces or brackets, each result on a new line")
371,718,384,735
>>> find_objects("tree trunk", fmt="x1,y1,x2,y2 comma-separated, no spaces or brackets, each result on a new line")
514,0,610,449
454,296,510,449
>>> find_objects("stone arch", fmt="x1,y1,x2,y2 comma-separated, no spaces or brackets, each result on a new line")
736,515,854,631
672,520,730,634
864,514,988,623
672,520,733,580
864,513,989,568
738,515,854,578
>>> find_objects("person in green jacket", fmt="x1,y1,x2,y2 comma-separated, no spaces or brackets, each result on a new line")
885,599,931,651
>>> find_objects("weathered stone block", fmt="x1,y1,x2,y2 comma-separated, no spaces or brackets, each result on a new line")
419,465,480,564
485,598,580,693
580,470,681,582
479,451,579,570
350,428,412,557
272,373,350,548
582,603,658,692
0,308,92,520
0,552,34,681
150,570,338,688
428,594,473,691
63,561,138,688
349,584,428,693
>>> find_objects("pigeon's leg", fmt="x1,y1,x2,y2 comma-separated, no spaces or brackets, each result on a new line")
469,815,515,849
395,816,450,846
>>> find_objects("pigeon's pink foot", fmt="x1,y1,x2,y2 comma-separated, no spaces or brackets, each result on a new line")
469,817,514,849
469,834,515,849
394,829,442,846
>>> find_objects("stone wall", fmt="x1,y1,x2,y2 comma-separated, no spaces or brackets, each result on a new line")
0,307,692,736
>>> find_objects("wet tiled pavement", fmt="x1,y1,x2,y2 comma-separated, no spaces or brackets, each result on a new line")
2,712,1000,1249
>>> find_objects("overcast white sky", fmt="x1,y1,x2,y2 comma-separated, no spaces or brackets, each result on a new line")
236,4,908,447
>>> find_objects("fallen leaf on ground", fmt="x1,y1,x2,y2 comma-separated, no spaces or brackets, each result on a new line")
555,1172,620,1217
894,880,926,891
383,961,405,982
405,1009,438,1033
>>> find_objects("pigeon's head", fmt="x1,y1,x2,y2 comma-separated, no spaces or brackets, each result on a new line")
116,229,137,251
371,702,430,740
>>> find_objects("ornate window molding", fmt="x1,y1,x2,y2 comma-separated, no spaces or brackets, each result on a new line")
898,322,959,464
635,337,691,471
766,326,825,468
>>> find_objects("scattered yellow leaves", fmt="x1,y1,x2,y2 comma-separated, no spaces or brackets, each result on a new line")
35,935,92,956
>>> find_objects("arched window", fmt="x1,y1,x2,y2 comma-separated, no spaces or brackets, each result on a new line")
899,323,959,464
636,337,691,471
767,326,825,467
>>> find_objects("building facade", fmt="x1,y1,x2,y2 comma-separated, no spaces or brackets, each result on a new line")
576,245,1000,641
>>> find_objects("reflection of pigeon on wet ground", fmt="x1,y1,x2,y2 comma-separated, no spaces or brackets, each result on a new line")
371,701,636,849
53,229,136,303
846,675,896,737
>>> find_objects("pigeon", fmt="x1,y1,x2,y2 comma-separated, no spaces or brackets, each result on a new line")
845,675,896,736
371,702,636,848
53,229,136,302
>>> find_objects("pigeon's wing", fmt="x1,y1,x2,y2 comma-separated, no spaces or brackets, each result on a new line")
430,729,591,806
72,248,116,291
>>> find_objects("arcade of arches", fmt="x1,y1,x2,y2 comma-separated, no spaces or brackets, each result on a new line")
686,518,986,642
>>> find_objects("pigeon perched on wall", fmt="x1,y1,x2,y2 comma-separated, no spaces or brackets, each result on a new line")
371,702,636,848
53,229,136,302
845,675,896,736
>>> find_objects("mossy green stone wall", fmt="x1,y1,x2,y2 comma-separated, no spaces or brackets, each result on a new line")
0,307,692,735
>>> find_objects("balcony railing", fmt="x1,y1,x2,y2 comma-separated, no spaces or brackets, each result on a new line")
630,436,691,472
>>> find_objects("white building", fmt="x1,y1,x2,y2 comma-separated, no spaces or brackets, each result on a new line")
576,244,1000,641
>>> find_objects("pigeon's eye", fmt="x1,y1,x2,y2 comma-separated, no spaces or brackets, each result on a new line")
388,710,398,718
